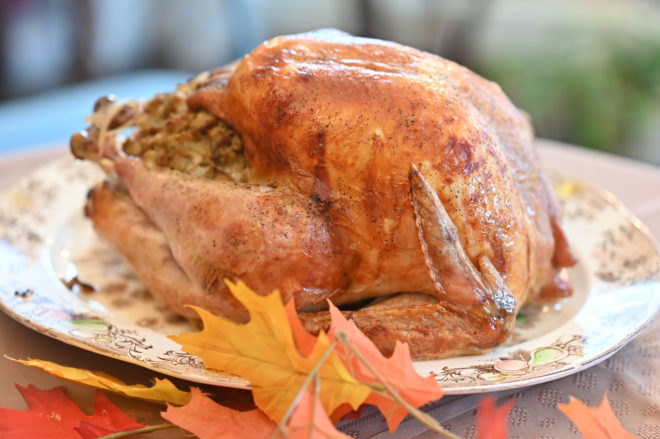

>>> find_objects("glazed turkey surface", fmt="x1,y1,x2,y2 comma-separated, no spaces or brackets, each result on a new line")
72,30,576,359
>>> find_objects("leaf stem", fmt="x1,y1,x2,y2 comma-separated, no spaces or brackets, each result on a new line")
96,423,176,438
309,376,321,439
272,339,338,438
335,332,461,439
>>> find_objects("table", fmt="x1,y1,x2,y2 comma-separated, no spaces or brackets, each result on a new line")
0,140,658,438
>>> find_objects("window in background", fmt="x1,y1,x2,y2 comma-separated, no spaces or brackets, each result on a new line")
1,0,658,163
2,0,75,96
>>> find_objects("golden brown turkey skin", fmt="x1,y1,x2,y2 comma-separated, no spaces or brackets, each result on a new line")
77,30,575,359
188,30,573,304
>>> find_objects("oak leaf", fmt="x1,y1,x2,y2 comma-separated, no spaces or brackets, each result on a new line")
169,280,371,423
557,393,636,439
0,385,143,439
287,388,351,439
162,387,275,439
327,303,444,431
475,396,515,439
8,357,190,406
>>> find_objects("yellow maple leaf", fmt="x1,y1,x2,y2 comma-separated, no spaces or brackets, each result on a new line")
7,357,190,406
169,280,371,422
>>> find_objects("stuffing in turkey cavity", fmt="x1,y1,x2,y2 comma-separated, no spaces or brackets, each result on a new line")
71,74,247,183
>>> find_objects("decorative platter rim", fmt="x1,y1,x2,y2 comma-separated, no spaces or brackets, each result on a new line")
0,156,658,394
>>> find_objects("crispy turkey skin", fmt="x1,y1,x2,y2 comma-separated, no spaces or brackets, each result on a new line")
72,30,576,359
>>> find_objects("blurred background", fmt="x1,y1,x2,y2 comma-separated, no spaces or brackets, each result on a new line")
0,0,659,163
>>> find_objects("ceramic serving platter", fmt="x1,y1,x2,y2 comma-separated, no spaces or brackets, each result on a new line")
0,157,658,394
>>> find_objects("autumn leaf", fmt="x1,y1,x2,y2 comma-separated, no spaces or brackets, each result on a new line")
475,396,515,439
285,300,366,424
8,357,190,406
74,392,150,439
169,280,371,423
287,387,351,439
285,299,317,357
76,421,124,439
326,303,444,431
162,387,275,439
329,403,365,423
0,385,143,439
557,393,636,439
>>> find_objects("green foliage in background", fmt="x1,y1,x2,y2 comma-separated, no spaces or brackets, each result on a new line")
479,36,660,153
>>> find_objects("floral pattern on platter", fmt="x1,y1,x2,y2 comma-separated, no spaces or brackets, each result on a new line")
554,176,660,287
147,350,205,370
433,335,585,386
593,222,660,286
553,178,614,222
0,156,659,394
0,160,99,254
0,291,248,387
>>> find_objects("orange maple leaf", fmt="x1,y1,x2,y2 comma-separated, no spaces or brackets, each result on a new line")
557,393,636,439
0,385,144,439
287,387,352,439
326,303,444,431
285,299,317,357
162,387,275,439
475,396,515,439
169,280,370,423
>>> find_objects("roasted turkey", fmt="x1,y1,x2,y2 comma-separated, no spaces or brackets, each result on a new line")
71,30,576,360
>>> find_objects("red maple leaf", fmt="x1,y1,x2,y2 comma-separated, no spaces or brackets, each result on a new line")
0,385,144,439
476,396,515,439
